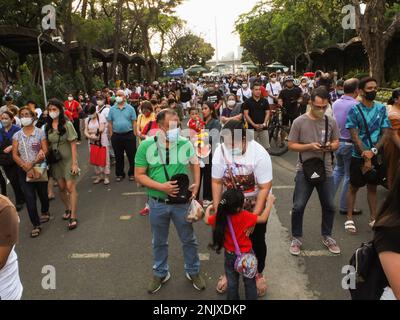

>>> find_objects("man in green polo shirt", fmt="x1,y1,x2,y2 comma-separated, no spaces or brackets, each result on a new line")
135,108,205,294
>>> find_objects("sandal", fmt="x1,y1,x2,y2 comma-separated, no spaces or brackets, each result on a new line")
31,226,42,238
369,219,376,228
93,176,103,184
68,218,78,231
62,210,72,220
40,213,51,224
216,274,227,294
345,220,357,234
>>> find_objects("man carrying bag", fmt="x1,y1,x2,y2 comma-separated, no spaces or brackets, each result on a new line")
135,108,205,294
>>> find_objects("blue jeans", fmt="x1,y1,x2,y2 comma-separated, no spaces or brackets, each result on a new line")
333,142,353,211
148,198,200,278
291,171,336,238
224,251,257,300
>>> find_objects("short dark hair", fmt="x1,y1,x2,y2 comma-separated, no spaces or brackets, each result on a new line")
359,77,377,90
26,100,37,106
5,96,13,102
189,107,199,114
251,81,262,90
311,87,330,101
141,101,153,112
344,78,359,94
336,80,345,87
156,108,177,124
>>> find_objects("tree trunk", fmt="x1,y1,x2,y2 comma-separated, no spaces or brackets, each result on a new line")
109,0,123,82
63,0,74,75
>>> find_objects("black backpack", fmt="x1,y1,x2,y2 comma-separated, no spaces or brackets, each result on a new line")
348,241,388,300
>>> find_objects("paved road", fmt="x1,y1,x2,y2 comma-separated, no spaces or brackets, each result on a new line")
13,142,388,300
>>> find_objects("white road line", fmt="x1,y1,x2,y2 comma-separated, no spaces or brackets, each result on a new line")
300,250,339,257
119,215,132,220
198,253,210,261
69,253,111,259
273,186,295,190
122,192,147,196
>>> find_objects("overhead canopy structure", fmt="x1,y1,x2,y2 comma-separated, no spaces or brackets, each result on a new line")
0,25,148,83
266,61,288,70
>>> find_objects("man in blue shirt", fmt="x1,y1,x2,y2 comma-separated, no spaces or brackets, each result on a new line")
345,77,391,233
107,90,137,182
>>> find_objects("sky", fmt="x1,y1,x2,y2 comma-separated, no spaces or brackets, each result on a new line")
174,0,259,61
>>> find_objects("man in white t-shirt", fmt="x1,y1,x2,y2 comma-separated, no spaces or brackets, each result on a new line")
0,195,23,300
266,73,282,106
211,120,273,297
236,83,252,103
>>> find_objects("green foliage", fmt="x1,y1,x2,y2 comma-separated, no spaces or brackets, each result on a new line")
343,69,370,80
14,64,42,106
168,33,215,69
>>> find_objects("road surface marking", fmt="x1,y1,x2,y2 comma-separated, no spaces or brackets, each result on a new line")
122,192,147,196
69,253,111,259
300,250,339,257
199,253,210,261
273,186,295,190
120,215,132,220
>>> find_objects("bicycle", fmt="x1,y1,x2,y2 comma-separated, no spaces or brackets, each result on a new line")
267,107,290,156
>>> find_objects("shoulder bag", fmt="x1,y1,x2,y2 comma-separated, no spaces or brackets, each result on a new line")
227,216,258,279
356,105,387,186
300,116,333,186
154,136,190,204
47,132,62,164
21,134,48,182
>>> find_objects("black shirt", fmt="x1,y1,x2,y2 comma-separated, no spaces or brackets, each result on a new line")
202,90,223,105
374,225,400,254
242,97,270,129
180,86,192,103
278,87,302,116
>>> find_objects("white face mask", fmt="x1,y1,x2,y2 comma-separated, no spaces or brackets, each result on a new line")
21,117,33,127
1,119,11,127
68,96,73,101
97,101,105,106
115,96,124,104
227,100,236,107
166,128,180,142
49,111,60,120
242,84,248,90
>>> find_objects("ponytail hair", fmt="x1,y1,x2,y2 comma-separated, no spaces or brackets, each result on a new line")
209,189,245,254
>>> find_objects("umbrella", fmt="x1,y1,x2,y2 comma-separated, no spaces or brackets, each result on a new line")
304,72,315,77
266,62,288,70
186,65,208,74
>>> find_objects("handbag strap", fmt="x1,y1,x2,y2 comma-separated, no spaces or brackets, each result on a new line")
220,146,239,189
227,216,241,256
356,104,374,149
154,136,170,181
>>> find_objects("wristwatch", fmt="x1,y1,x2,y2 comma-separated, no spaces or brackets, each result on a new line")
371,147,378,155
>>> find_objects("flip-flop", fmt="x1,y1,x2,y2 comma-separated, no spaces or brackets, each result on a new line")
345,220,357,234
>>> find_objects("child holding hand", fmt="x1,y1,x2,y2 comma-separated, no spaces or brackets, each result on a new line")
204,189,276,300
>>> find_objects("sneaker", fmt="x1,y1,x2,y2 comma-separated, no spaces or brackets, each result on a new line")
104,178,110,185
93,176,103,184
129,176,135,181
289,238,302,256
147,272,171,294
186,273,206,291
323,237,341,255
139,207,150,216
116,176,124,182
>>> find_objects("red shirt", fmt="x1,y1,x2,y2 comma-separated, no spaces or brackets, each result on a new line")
208,210,257,253
64,109,74,121
188,118,205,134
260,86,268,98
142,120,159,137
64,100,81,119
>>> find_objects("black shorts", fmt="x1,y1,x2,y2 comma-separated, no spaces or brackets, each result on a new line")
350,157,381,188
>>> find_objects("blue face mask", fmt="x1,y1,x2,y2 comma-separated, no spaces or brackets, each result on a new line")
166,128,180,142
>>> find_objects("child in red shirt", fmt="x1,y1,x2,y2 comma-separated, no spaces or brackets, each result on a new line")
204,189,275,300
187,107,205,135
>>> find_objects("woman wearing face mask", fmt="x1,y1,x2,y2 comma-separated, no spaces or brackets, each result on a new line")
237,82,252,104
211,120,273,297
0,111,25,211
137,101,155,142
198,102,221,207
12,107,49,238
384,89,400,190
64,94,82,143
84,105,110,185
46,99,80,230
221,94,243,125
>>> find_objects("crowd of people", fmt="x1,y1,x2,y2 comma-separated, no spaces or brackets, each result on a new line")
0,71,399,301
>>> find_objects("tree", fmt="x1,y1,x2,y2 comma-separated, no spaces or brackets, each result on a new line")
353,0,400,85
168,33,215,69
126,0,183,81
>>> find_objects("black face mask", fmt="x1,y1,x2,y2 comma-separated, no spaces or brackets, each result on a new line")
365,90,377,101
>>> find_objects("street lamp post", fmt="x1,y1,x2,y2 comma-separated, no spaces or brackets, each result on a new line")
37,33,48,107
